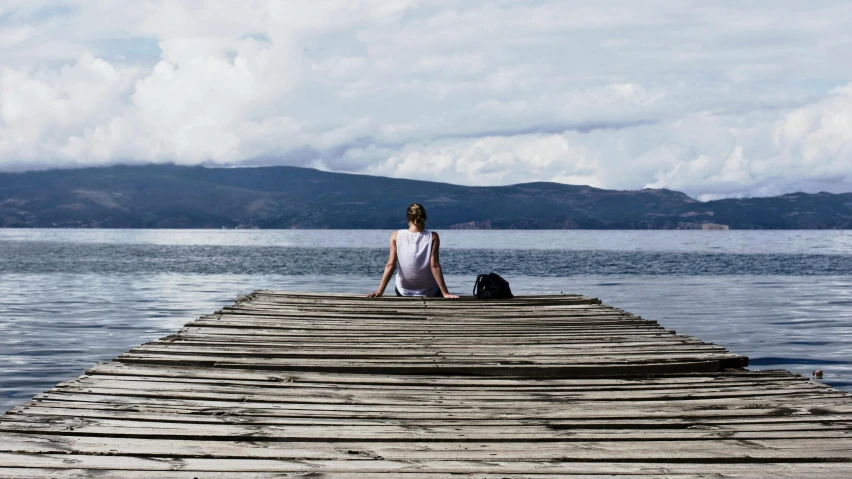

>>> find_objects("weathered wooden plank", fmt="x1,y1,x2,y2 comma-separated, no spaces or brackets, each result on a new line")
23,389,852,410
126,350,736,361
127,345,732,360
0,470,849,479
10,404,852,428
113,357,748,377
215,309,630,318
3,453,851,477
4,432,852,461
5,470,846,479
84,362,800,385
28,391,852,417
158,335,711,347
2,416,851,442
71,374,812,393
175,329,684,343
51,376,826,397
46,378,831,403
192,313,657,324
112,350,750,376
71,369,812,397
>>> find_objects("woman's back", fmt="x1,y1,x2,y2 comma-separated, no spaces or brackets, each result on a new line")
367,202,458,299
395,229,439,296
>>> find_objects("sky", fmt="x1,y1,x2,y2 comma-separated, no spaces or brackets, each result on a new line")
0,1,851,200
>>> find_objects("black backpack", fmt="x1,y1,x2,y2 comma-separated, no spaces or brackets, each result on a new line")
473,273,513,299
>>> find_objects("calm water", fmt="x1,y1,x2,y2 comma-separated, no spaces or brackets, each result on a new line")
2,229,852,412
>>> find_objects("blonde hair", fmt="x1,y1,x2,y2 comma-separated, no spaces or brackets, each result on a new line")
406,203,427,229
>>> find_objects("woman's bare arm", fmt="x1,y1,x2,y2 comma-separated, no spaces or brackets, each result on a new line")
430,232,459,299
367,231,398,297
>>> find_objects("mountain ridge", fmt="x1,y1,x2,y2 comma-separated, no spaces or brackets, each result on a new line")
1,164,851,229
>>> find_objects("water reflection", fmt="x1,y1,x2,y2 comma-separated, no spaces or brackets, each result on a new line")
3,229,852,254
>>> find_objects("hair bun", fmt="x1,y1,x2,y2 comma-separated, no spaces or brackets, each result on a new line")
406,203,427,229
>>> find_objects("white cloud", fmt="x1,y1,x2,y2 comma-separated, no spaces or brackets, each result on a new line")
0,1,851,199
367,133,600,187
0,25,34,47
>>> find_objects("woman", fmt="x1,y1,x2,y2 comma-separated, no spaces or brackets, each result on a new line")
367,203,459,298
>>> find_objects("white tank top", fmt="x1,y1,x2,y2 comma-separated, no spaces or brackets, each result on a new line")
395,229,439,296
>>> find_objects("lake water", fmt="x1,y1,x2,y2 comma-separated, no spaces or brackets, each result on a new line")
2,229,852,413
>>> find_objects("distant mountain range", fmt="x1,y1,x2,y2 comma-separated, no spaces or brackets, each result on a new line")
1,164,851,229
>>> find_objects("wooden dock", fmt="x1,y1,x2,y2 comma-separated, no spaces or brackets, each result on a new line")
2,292,852,477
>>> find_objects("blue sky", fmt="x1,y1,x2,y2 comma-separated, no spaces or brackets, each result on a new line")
0,1,851,200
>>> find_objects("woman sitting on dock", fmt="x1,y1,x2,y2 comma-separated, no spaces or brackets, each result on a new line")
367,203,459,298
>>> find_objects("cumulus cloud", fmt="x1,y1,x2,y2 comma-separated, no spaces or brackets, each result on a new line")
0,1,851,199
